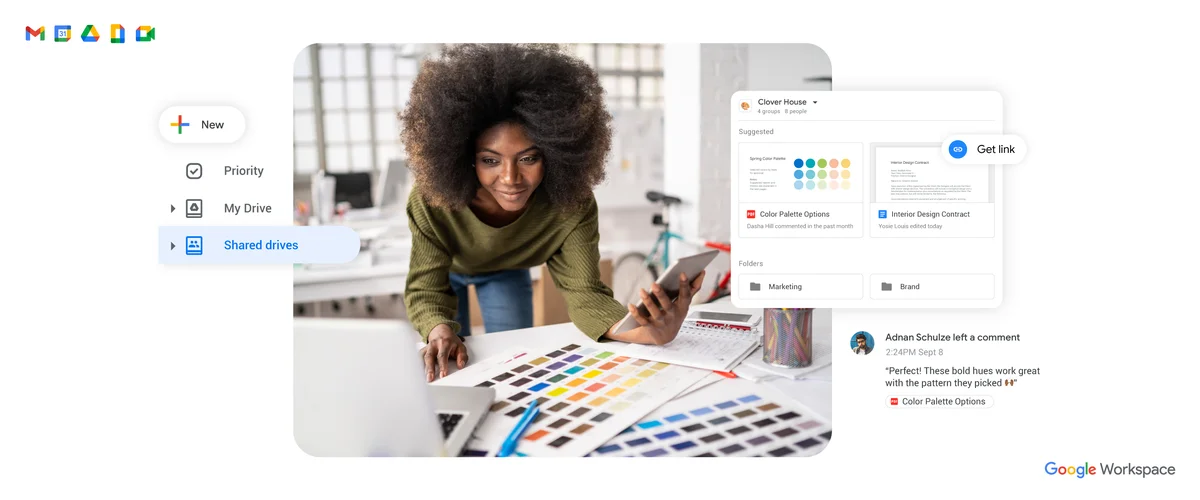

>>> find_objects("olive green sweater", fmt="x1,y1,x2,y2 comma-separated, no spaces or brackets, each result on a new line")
404,188,627,342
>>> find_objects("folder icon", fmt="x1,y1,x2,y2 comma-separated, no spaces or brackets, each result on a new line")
881,282,892,291
749,282,761,291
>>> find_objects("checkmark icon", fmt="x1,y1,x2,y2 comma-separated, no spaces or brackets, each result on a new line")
186,163,202,179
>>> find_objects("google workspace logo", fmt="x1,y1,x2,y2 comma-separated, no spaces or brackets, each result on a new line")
25,25,155,43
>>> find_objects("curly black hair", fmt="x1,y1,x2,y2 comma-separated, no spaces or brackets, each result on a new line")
401,44,612,210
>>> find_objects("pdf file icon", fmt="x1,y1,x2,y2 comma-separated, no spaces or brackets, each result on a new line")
746,210,756,219
890,397,899,406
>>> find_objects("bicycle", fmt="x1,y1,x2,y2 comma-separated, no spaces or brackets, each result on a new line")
611,191,732,307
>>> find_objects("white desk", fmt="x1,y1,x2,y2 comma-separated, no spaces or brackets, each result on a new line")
292,302,832,420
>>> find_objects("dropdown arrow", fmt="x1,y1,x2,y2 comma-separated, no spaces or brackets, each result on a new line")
171,204,176,213
170,242,176,250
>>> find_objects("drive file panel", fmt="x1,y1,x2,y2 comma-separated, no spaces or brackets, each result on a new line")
730,92,1003,308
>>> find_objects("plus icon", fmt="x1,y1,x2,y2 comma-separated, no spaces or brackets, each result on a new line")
169,115,190,134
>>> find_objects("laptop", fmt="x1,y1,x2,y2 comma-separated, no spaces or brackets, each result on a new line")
294,322,494,457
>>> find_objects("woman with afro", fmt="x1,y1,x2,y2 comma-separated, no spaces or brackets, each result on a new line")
402,44,705,380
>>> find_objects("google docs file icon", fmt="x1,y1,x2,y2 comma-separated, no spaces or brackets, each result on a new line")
878,210,887,219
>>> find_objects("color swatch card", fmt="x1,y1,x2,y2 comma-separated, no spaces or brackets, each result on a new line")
587,378,832,457
441,343,710,457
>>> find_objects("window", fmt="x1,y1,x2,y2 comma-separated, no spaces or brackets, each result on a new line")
569,43,664,110
293,43,427,179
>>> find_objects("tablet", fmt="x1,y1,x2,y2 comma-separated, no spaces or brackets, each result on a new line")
610,250,720,335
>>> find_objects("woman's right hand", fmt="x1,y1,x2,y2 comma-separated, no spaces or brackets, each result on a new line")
422,324,468,382
606,271,705,346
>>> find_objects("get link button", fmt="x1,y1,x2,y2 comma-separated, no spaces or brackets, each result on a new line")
158,106,245,144
941,134,1025,165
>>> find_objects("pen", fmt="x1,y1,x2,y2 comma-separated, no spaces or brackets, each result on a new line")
497,400,540,457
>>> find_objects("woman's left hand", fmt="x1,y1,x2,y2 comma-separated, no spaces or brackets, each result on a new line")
613,271,705,346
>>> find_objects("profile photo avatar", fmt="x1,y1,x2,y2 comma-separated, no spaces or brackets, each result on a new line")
852,331,874,355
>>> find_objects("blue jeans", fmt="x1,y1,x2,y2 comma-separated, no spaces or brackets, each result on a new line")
449,268,533,336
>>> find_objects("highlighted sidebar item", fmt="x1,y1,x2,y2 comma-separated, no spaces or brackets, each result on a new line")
159,226,359,265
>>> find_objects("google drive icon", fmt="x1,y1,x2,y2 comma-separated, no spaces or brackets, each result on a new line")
81,25,100,42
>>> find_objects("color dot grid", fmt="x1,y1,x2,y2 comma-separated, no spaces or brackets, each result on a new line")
458,344,709,457
793,158,850,191
587,382,832,457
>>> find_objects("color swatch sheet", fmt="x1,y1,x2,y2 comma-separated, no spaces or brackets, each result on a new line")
444,344,710,457
587,378,832,457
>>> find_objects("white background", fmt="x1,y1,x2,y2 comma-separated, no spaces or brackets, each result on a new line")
2,0,1198,498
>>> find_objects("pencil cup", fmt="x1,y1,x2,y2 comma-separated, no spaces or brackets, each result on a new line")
762,308,813,368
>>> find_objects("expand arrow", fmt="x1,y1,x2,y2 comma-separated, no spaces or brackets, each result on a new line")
171,204,175,213
170,242,176,250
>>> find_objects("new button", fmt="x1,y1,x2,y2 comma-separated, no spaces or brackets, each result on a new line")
159,106,245,144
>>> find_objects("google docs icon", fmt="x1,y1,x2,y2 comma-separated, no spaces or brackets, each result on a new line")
878,210,887,219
